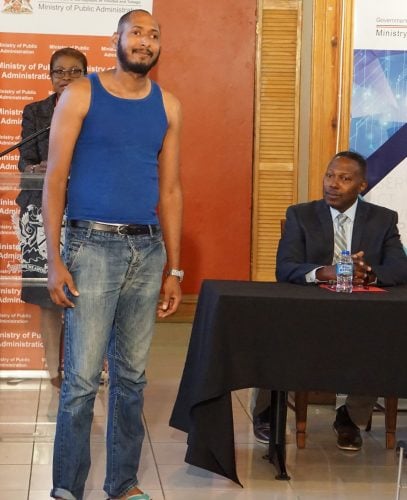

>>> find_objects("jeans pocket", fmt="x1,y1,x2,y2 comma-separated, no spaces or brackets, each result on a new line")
64,237,86,272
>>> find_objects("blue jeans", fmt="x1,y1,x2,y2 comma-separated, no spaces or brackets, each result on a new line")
51,225,166,500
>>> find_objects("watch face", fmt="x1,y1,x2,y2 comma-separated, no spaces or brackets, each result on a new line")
169,269,184,281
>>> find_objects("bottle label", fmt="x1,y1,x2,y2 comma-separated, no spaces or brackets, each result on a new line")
336,263,353,275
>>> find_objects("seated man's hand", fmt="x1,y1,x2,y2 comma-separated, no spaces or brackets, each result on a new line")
351,250,376,286
316,265,337,282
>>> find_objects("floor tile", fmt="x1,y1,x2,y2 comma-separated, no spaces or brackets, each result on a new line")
157,463,241,490
30,464,52,491
1,491,28,500
0,441,33,464
29,492,53,500
164,490,297,499
0,464,31,490
0,393,39,418
32,442,53,465
151,441,189,465
0,421,37,437
145,421,188,443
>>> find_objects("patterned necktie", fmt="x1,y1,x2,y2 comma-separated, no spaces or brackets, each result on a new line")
333,213,348,263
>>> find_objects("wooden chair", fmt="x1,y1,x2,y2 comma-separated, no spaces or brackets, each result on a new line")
292,392,398,449
279,219,399,449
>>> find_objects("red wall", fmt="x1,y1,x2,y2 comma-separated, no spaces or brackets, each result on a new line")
153,1,256,293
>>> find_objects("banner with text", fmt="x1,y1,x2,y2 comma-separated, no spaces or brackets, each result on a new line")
351,0,407,249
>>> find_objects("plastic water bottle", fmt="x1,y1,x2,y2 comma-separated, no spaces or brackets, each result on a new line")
336,250,353,293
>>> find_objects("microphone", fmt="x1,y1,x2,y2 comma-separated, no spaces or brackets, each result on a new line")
0,125,50,158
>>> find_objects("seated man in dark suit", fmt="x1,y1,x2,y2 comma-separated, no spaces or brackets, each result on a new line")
253,150,407,450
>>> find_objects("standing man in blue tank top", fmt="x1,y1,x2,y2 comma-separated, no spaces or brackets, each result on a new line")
42,10,183,500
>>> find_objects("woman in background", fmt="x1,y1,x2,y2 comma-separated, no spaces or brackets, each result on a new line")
16,47,88,388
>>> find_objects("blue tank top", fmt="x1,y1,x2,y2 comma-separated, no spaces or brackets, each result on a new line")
67,73,168,224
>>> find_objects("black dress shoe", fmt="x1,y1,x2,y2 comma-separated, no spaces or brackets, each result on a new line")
333,405,362,451
253,417,270,444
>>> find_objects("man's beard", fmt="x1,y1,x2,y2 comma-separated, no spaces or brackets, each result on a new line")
117,37,160,76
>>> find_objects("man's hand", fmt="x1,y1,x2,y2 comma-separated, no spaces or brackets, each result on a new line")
47,259,79,307
315,265,337,282
157,276,182,318
351,251,376,286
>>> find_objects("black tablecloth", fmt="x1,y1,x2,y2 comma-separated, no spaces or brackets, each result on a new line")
169,280,407,485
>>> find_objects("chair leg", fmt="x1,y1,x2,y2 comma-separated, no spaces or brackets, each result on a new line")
365,414,372,432
385,396,398,449
294,391,308,449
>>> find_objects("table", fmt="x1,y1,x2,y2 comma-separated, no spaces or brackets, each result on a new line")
169,280,407,485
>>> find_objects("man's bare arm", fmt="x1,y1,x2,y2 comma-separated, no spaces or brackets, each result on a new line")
42,78,90,306
157,90,183,318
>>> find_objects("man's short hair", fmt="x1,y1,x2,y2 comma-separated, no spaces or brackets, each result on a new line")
331,150,367,178
117,9,151,33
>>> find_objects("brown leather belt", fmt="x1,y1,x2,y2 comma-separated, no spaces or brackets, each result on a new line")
68,220,158,236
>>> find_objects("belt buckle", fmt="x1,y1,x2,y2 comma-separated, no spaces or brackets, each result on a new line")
117,225,127,235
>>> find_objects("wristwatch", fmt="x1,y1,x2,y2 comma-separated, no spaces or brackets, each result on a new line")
167,268,184,282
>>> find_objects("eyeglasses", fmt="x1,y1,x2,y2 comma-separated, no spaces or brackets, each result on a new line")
51,68,84,79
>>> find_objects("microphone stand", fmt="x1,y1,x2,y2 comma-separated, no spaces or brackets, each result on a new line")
0,125,50,158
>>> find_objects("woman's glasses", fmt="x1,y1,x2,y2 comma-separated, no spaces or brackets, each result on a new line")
51,68,84,79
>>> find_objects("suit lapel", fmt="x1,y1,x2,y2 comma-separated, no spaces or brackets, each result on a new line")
351,201,368,253
316,200,335,262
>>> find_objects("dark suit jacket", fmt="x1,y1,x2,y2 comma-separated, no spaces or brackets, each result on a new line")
18,93,55,171
16,94,55,203
276,199,407,286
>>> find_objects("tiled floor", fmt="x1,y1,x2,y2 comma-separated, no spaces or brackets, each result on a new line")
1,322,407,499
